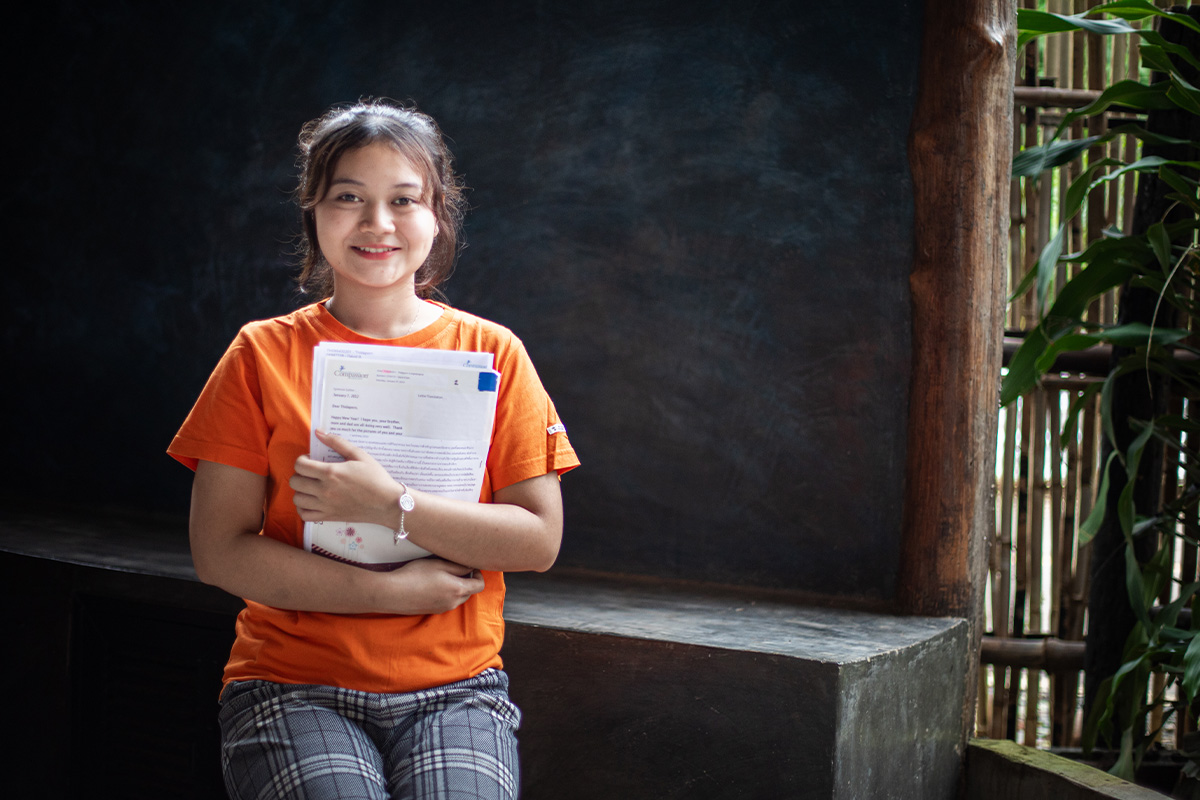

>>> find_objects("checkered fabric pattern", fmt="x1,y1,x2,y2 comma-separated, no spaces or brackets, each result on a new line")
218,669,521,800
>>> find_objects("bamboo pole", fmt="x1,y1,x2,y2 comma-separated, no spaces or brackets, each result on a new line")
1050,393,1065,657
1025,390,1047,746
1048,387,1069,745
1054,383,1085,746
1046,0,1064,92
982,636,1087,670
1065,391,1100,744
1182,374,1199,739
1012,86,1102,108
1011,393,1034,739
1056,0,1074,89
1020,11,1047,742
1009,107,1024,334
1108,32,1125,232
1121,23,1139,243
993,402,1020,738
1009,32,1038,725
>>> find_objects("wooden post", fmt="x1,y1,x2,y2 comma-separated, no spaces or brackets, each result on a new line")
898,0,1017,749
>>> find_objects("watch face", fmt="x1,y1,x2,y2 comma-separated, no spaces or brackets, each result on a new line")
400,493,416,512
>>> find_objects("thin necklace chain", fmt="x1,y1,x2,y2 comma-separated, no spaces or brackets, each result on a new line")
403,299,428,337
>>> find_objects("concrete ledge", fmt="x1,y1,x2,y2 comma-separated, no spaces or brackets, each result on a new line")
0,509,969,799
965,738,1169,800
504,570,969,798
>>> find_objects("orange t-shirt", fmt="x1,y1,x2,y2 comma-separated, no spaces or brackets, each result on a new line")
168,301,579,693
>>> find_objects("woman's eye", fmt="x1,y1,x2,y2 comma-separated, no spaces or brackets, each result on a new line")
393,197,417,206
335,193,360,203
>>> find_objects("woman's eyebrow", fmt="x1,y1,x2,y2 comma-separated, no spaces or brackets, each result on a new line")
328,177,422,189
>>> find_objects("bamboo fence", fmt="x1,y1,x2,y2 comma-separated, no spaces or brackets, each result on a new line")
980,0,1198,749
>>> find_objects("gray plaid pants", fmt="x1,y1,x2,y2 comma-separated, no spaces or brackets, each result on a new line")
217,669,520,800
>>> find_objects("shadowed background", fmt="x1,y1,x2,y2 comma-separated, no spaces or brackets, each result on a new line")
6,0,921,603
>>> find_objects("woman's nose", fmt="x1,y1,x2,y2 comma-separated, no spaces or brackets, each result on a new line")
360,202,395,233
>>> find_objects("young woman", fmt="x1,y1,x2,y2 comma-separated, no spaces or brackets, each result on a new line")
169,100,579,800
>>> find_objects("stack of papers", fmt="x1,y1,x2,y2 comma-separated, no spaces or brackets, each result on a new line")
303,342,500,570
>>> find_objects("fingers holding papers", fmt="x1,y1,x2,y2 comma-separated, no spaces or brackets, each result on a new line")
290,429,401,526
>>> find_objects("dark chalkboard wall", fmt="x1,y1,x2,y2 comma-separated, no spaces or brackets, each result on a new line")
6,0,920,602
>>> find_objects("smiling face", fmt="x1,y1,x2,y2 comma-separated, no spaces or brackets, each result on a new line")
314,142,440,299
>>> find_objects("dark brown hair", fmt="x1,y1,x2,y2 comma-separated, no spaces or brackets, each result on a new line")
295,99,466,299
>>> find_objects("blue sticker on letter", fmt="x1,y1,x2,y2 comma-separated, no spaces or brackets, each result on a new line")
478,372,499,392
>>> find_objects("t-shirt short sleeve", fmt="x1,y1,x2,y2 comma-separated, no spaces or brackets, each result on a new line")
486,337,579,492
168,333,272,475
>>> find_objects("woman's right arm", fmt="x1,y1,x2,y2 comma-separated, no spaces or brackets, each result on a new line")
189,459,485,615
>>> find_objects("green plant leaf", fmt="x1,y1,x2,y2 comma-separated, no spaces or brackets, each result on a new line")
1012,136,1101,179
1093,2,1200,34
1008,263,1038,305
1007,16,1200,765
1159,167,1200,213
1100,371,1118,455
1097,646,1152,760
1063,158,1124,233
1166,192,1200,214
1068,321,1186,348
1010,123,1191,193
1183,634,1200,703
1167,73,1200,115
1150,414,1200,434
1157,625,1195,642
1037,225,1067,318
1018,4,1200,52
1066,158,1171,223
1051,240,1141,315
1059,81,1175,136
1083,674,1114,753
1111,727,1136,782
1097,359,1152,452
1142,544,1174,620
1124,535,1149,631
1093,0,1160,16
1131,515,1163,538
1138,31,1200,73
1149,222,1171,272
1081,451,1117,545
1001,251,1139,406
1001,329,1052,407
1124,414,1156,491
1018,8,1137,36
1157,581,1200,631
1057,229,1143,269
1108,121,1196,148
1032,323,1190,375
1139,44,1177,76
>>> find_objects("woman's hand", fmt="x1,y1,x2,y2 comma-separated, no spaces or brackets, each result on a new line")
383,558,486,615
290,430,400,527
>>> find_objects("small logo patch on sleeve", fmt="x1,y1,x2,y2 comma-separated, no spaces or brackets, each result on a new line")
547,422,566,436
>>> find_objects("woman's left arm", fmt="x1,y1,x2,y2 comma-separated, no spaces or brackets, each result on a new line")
290,430,562,572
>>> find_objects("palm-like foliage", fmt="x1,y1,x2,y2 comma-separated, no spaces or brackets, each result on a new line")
1004,0,1200,781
